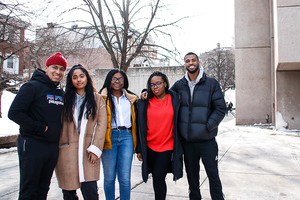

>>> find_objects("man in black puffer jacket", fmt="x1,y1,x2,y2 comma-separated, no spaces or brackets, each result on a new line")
8,52,67,200
171,52,226,200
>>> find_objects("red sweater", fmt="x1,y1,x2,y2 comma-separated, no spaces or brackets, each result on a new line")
147,94,174,152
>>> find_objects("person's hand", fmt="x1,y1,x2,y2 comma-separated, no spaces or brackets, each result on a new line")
88,152,98,166
140,91,148,100
45,126,48,132
137,153,143,161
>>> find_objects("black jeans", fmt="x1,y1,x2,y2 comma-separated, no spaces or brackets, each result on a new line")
183,138,224,200
147,146,172,200
17,135,59,200
62,181,99,200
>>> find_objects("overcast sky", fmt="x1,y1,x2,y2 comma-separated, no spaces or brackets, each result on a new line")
164,0,234,56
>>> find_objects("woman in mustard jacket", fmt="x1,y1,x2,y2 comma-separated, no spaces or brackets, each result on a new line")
55,64,107,199
99,69,138,200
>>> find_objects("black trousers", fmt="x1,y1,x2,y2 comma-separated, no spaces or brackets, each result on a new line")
183,138,224,200
17,135,59,200
62,181,99,200
147,146,172,200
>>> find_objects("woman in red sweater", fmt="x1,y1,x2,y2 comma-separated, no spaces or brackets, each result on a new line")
136,71,183,200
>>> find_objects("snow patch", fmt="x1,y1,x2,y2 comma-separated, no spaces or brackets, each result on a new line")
0,147,17,154
276,111,288,131
0,91,19,137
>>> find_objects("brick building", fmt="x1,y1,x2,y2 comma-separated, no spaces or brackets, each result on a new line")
0,14,31,75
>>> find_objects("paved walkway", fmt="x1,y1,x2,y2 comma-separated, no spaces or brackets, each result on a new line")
0,114,300,199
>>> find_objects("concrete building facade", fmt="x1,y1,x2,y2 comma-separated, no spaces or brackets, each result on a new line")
235,0,300,129
59,66,185,96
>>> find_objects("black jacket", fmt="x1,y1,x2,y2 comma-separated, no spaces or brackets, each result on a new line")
8,68,64,143
136,90,183,183
170,72,226,142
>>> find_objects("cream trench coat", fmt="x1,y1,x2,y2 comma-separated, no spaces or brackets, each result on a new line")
55,93,107,190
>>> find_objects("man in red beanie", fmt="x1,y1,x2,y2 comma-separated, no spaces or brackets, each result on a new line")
8,52,67,199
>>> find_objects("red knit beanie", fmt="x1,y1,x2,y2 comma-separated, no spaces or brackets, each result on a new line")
45,52,67,69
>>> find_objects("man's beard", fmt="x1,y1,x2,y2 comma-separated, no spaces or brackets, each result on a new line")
186,65,199,74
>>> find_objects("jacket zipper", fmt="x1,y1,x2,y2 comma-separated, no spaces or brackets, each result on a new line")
187,84,193,141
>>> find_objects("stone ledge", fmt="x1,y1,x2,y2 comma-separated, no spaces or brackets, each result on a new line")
0,135,18,148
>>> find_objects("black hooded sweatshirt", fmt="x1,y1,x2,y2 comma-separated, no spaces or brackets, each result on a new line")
8,68,64,143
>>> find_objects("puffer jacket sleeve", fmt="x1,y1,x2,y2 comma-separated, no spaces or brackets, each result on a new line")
206,80,226,132
170,81,178,93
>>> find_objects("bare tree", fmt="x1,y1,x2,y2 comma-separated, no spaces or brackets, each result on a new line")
79,0,183,72
29,24,98,70
0,2,33,117
200,43,235,95
0,2,31,73
0,1,93,117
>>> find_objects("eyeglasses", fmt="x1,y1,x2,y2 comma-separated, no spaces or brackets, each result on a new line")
150,81,163,88
112,77,124,83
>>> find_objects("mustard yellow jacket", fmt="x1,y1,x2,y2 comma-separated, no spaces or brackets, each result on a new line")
100,88,138,151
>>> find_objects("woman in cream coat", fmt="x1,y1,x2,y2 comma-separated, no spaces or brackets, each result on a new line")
55,64,107,200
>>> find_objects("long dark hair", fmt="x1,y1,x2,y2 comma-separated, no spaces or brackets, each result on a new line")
99,69,135,122
63,64,97,122
146,71,170,99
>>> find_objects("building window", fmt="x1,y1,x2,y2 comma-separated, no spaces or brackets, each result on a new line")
3,55,19,74
7,57,13,68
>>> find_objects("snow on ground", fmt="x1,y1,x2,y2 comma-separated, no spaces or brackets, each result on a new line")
0,147,17,153
0,91,19,137
220,115,299,136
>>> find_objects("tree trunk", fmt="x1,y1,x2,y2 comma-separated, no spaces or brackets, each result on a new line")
0,57,4,74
